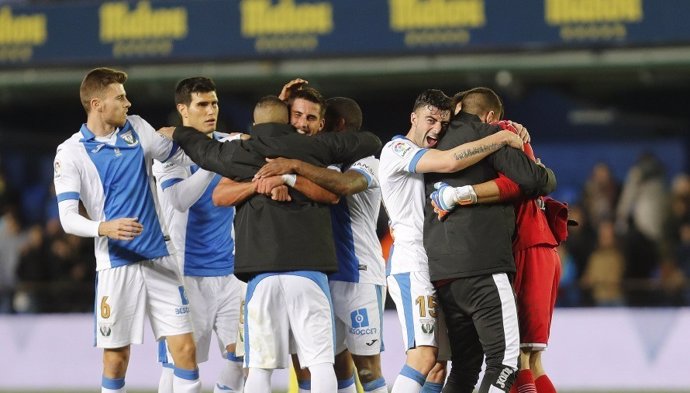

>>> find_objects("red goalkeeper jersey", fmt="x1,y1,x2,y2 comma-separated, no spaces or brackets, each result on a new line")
492,121,558,251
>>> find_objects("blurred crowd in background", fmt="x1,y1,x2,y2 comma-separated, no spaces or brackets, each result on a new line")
1,149,689,314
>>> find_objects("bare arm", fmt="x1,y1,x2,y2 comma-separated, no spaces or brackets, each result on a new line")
473,181,502,204
415,130,522,174
254,157,367,196
212,177,257,207
215,175,338,205
291,176,340,204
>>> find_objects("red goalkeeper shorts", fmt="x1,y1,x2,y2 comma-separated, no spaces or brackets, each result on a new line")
513,245,561,350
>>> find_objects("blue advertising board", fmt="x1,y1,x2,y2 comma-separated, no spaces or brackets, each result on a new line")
1,0,689,67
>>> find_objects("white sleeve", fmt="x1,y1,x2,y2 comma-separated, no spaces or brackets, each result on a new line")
53,145,82,200
128,115,194,165
348,156,380,189
158,164,215,211
382,139,427,174
57,199,100,238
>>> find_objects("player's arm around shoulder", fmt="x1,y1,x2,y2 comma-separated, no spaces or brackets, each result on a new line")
414,130,522,174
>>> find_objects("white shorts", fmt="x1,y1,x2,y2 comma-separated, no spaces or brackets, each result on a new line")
244,272,335,369
159,274,247,364
235,287,247,358
387,271,450,359
95,255,192,348
330,281,385,356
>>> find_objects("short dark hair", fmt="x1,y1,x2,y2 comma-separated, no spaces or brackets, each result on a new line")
254,95,289,124
80,67,127,113
175,77,216,106
289,87,326,118
412,89,452,114
456,87,504,120
325,97,362,132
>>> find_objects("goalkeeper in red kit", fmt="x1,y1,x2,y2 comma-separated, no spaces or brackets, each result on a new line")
431,88,562,393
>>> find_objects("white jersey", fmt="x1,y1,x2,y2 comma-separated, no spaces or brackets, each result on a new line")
153,132,237,277
54,115,189,271
378,135,430,275
329,156,385,285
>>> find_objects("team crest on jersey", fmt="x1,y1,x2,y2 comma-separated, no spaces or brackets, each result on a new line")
392,141,412,158
99,323,112,337
53,160,62,179
420,318,436,334
119,130,139,146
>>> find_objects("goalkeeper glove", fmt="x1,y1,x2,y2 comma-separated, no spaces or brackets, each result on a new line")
430,182,477,221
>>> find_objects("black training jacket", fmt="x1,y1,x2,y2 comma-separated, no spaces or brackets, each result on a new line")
423,112,556,282
172,124,382,280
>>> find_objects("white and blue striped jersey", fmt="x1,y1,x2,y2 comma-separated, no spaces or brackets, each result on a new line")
378,135,429,275
54,115,189,271
329,156,385,285
153,132,236,277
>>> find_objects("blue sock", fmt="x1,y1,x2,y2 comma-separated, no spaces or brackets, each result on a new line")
173,366,199,380
363,377,387,392
421,381,444,392
338,373,355,390
298,379,311,390
400,364,426,386
102,376,125,390
227,351,243,362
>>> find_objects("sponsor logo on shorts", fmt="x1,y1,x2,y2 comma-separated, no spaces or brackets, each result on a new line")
99,323,112,337
175,306,189,315
350,308,377,336
351,308,370,328
366,339,378,346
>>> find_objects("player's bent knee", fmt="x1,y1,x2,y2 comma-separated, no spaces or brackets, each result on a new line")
103,347,130,377
167,334,197,367
352,355,383,383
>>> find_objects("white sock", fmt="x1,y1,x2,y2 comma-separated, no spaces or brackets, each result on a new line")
391,365,425,393
101,387,126,393
214,357,245,392
173,367,201,393
101,376,126,393
391,376,424,393
245,368,272,393
158,365,174,393
308,363,337,393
